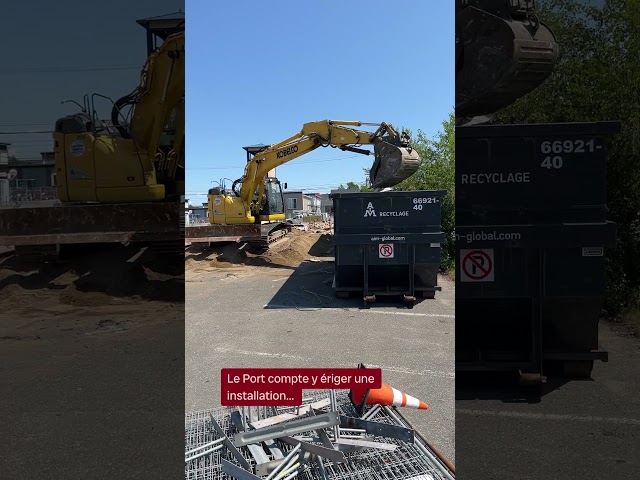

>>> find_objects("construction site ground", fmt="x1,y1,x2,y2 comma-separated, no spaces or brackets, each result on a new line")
456,321,640,480
1,244,185,478
185,230,456,463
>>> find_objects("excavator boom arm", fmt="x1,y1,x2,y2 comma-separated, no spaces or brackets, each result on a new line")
238,120,420,212
113,31,185,179
239,136,321,202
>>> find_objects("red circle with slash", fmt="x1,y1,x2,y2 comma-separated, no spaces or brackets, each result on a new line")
462,250,493,280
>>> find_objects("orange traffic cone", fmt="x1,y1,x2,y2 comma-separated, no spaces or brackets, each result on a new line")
350,382,428,410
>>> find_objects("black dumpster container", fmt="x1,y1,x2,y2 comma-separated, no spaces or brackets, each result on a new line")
455,121,620,380
331,190,447,308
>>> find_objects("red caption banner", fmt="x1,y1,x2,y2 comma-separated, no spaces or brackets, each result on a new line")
221,368,381,406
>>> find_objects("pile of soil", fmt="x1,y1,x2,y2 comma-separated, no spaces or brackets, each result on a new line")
186,231,333,271
261,231,332,265
0,243,184,311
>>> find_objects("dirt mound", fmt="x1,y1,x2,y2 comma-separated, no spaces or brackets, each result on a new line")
1,243,184,307
1,283,54,308
186,232,333,270
59,283,122,307
260,232,332,266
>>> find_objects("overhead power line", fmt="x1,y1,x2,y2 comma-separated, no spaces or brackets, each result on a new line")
0,141,53,145
0,65,140,75
186,154,363,170
0,123,54,127
0,131,54,135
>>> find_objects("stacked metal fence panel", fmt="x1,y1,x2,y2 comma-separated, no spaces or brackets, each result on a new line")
455,121,620,378
185,390,454,480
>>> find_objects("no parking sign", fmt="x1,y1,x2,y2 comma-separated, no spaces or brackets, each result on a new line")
460,249,494,282
379,243,394,258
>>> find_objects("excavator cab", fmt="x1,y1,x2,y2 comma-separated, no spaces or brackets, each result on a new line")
257,177,285,222
456,0,559,120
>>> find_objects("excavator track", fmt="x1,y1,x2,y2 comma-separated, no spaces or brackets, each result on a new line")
0,202,181,248
244,223,292,252
185,222,292,252
0,201,183,263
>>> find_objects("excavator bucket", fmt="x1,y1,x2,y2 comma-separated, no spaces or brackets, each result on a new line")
456,6,558,119
369,141,422,189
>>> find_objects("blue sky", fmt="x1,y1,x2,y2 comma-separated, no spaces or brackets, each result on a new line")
0,1,182,161
186,0,453,204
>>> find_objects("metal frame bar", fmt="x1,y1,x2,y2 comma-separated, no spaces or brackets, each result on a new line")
233,412,340,447
339,415,415,443
209,414,252,470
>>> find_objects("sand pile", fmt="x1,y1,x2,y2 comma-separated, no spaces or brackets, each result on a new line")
0,244,184,308
260,232,332,265
185,231,333,270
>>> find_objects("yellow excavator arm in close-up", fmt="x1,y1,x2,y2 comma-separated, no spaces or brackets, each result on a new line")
55,30,185,203
208,120,422,225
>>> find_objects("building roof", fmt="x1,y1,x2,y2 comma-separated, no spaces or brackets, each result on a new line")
243,144,269,151
136,11,184,55
136,12,185,37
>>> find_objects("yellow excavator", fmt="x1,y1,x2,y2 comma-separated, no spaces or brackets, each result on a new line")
0,18,184,254
55,30,184,203
201,120,421,248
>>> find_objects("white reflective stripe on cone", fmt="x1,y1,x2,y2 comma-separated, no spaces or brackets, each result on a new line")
392,387,404,407
403,394,421,409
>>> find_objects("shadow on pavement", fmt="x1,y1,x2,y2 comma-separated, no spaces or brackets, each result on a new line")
264,260,427,310
456,371,586,403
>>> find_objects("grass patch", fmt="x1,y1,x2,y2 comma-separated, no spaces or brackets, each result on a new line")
441,265,455,281
623,306,640,337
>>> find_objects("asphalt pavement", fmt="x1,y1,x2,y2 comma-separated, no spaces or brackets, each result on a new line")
185,259,456,463
1,247,185,480
455,321,640,480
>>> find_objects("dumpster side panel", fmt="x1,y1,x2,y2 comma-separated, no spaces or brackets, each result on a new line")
332,190,446,300
455,121,619,376
457,125,612,225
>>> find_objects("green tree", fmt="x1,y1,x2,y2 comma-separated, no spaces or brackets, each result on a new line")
496,0,640,315
337,175,373,192
396,112,455,272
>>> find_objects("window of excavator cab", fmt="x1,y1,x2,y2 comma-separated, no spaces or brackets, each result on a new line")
265,181,284,214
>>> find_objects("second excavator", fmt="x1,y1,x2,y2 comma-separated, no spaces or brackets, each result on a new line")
0,17,185,254
55,29,184,203
188,120,422,249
